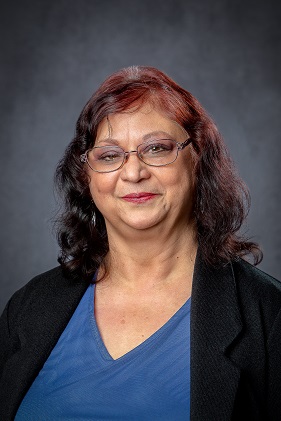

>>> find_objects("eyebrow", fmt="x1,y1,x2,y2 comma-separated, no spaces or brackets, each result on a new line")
95,131,175,145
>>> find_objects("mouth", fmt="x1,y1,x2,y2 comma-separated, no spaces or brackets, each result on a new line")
121,192,158,203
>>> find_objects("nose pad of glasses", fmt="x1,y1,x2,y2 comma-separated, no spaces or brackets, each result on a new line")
124,150,138,163
121,150,148,174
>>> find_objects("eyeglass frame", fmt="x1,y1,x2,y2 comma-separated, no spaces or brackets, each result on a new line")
80,138,192,173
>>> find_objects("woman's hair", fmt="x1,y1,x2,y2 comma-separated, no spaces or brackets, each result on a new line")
55,65,262,281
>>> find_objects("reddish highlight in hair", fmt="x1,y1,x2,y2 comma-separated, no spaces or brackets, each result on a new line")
79,65,205,141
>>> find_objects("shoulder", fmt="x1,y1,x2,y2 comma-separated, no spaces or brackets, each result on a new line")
1,266,88,330
6,266,68,308
22,265,66,289
231,258,281,320
232,258,281,292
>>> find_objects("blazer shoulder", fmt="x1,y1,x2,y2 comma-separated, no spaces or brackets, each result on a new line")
6,266,66,307
22,265,70,290
232,259,281,323
1,266,86,330
232,259,281,292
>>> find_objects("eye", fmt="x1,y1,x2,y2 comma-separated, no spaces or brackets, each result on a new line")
141,140,173,155
99,152,122,161
94,147,124,162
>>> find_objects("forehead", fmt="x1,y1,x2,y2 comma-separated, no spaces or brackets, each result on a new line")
96,102,187,141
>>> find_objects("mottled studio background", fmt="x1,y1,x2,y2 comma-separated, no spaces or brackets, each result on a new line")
0,0,280,313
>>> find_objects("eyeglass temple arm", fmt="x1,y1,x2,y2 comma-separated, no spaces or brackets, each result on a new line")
177,138,192,150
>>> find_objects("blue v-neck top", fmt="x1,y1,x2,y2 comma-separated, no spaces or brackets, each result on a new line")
16,284,191,420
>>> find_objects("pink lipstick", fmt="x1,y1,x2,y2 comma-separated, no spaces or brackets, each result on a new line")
121,193,158,203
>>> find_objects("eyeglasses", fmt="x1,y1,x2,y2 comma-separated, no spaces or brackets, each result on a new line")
80,138,192,173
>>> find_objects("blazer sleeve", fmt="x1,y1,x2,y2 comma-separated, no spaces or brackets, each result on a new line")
267,304,281,418
0,299,11,379
0,289,24,381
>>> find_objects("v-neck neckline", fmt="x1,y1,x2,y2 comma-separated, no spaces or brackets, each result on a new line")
89,284,191,362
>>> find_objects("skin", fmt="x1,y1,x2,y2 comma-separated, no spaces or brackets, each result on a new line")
87,102,198,359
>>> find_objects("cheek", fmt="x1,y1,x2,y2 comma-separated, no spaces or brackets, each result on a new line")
166,167,195,205
88,174,117,200
165,162,193,190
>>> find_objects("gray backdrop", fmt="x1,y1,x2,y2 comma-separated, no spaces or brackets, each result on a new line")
1,0,280,313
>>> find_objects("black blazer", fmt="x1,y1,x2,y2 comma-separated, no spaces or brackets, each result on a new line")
1,251,281,420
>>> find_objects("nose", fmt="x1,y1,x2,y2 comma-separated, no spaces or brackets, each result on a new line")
119,150,151,182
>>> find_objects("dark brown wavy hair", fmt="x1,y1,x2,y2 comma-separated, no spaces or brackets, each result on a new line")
54,65,262,281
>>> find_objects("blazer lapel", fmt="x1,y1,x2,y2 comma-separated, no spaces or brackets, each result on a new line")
190,251,243,420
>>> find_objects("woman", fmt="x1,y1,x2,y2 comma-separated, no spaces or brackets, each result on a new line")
1,66,281,421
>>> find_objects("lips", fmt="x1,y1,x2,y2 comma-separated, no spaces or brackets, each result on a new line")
121,192,158,203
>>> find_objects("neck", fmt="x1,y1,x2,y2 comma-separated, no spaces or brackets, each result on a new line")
100,221,198,291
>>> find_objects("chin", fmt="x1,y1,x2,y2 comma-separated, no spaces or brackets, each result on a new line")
122,217,163,231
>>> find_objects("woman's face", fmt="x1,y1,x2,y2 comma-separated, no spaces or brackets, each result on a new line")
87,103,195,237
